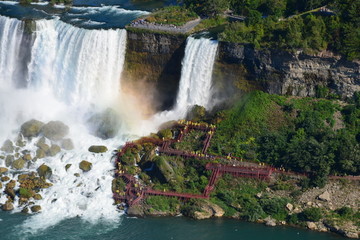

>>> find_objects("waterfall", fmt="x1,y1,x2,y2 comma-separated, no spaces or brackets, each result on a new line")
145,37,218,131
0,15,128,233
174,37,218,116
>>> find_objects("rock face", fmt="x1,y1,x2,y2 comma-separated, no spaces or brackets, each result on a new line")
79,160,92,172
41,121,69,141
122,30,187,111
88,145,108,153
20,119,45,138
215,42,360,100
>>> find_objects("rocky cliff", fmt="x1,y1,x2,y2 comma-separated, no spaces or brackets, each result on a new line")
214,42,360,101
122,30,187,112
122,31,360,112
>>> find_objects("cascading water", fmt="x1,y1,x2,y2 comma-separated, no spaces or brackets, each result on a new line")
145,37,218,131
0,15,130,235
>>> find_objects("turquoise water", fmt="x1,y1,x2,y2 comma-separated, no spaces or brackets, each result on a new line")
0,212,345,240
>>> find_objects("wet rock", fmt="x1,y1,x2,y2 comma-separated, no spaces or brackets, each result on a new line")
1,176,10,182
5,180,16,199
65,164,72,171
74,173,80,177
1,140,14,153
36,137,50,152
12,158,26,170
286,203,294,212
79,160,92,172
0,167,8,174
36,149,46,159
318,191,331,202
41,121,69,141
0,182,2,188
2,201,14,211
264,216,277,227
31,205,41,213
20,119,44,138
344,231,359,239
61,138,74,150
5,155,14,167
87,108,121,139
88,145,108,153
18,174,29,181
37,164,52,179
33,194,42,200
15,135,26,147
22,207,29,214
23,153,32,161
47,144,61,157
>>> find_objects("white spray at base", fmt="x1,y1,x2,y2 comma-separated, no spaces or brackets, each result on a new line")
0,15,130,233
143,37,218,131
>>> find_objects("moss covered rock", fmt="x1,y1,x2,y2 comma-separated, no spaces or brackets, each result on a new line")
41,121,69,141
20,119,44,138
1,140,14,153
187,105,206,121
157,129,173,139
12,158,26,169
37,164,52,179
88,145,108,153
19,188,35,199
79,160,92,172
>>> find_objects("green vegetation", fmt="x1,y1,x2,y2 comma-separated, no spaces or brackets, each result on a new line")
145,196,180,213
209,91,360,187
181,0,360,59
146,6,198,26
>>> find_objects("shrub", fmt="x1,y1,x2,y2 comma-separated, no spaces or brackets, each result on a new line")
300,207,322,222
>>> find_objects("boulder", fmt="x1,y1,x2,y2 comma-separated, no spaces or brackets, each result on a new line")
0,167,8,174
20,119,44,138
21,207,29,214
79,160,92,172
87,108,121,139
307,221,317,230
61,138,74,150
5,155,14,167
31,205,41,213
318,191,331,202
2,201,14,211
36,149,46,159
5,180,16,199
36,137,50,152
1,140,14,153
88,145,108,153
37,164,52,179
127,205,145,217
286,203,294,212
264,216,277,227
23,153,32,161
15,135,26,147
192,201,225,220
41,121,69,141
47,144,61,157
33,194,42,200
19,188,35,199
12,158,26,170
